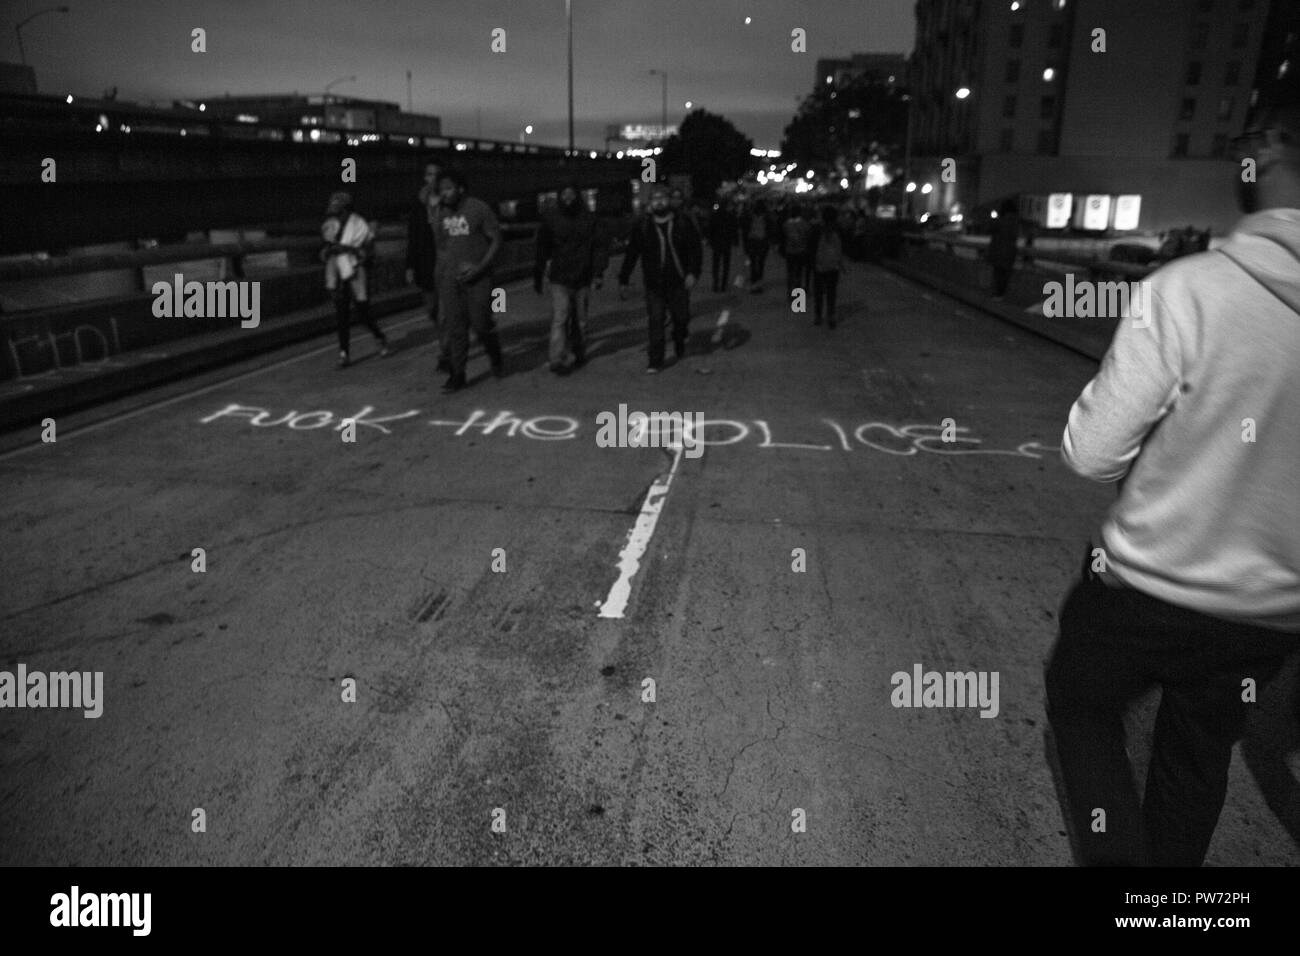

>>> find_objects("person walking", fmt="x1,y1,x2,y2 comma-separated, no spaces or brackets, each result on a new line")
986,199,1020,300
535,181,609,375
1045,79,1300,867
782,204,812,301
618,184,703,373
740,199,775,293
321,191,388,369
406,159,451,373
808,205,846,328
433,169,504,393
707,200,738,292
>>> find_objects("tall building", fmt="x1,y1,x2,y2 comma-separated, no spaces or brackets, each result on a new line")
907,0,1278,233
196,94,441,137
816,53,909,90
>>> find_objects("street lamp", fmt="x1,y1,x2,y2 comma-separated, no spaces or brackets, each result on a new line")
649,69,668,132
565,0,574,154
520,124,533,144
15,6,69,67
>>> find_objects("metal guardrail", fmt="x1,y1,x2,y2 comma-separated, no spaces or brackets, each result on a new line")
0,223,539,283
902,231,1153,280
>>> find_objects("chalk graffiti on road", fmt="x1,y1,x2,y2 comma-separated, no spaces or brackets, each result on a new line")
199,403,1061,460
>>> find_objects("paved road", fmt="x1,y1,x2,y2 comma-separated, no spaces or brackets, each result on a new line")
2,260,1296,865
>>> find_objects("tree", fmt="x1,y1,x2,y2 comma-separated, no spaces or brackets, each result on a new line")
659,109,755,201
781,76,909,174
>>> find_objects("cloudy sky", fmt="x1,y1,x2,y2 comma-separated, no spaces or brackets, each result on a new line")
16,0,914,148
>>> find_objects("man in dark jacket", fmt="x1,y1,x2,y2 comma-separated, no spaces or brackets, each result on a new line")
618,185,703,373
986,199,1021,299
406,159,450,372
708,201,739,292
535,182,609,374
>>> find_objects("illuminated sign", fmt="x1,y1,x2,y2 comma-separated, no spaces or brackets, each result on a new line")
1076,194,1111,231
1112,195,1141,231
1046,192,1072,229
620,124,677,141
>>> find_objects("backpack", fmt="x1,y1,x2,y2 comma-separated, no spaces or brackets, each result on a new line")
815,227,843,272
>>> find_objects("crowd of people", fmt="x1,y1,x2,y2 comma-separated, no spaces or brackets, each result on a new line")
318,164,870,386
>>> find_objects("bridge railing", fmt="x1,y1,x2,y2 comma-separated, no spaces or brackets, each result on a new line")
901,231,1154,281
0,223,540,382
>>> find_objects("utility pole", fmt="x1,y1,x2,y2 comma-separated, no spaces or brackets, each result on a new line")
406,70,412,112
566,0,575,154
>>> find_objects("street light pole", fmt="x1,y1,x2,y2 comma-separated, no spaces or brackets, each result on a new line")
566,0,574,154
902,92,914,219
15,6,70,67
649,69,667,132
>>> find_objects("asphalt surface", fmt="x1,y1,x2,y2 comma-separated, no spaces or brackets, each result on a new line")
2,259,1297,865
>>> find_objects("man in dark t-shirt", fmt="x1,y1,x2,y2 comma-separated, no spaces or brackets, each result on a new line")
433,168,504,393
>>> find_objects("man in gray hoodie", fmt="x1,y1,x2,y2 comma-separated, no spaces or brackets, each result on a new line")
1046,79,1300,867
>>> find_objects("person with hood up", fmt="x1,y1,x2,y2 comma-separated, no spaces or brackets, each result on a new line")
534,182,609,374
1045,77,1300,867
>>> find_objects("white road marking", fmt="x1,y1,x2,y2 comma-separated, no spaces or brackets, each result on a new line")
597,443,684,619
0,312,432,460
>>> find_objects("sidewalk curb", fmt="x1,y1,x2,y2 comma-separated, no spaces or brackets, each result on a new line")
0,289,421,434
879,257,1108,363
0,265,537,435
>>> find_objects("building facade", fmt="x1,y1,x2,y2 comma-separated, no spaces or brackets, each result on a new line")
908,0,1277,233
196,94,442,137
816,53,909,90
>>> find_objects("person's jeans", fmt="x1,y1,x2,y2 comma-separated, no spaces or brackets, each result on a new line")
785,253,810,299
645,285,690,367
813,269,840,325
440,274,501,378
1045,543,1295,866
422,287,449,362
711,244,732,291
745,240,768,284
333,282,385,354
549,283,589,367
992,265,1012,297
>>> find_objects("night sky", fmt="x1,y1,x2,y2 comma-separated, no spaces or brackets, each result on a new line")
16,0,914,148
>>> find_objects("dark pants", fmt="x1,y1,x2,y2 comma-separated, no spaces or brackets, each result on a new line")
711,244,732,292
439,274,501,379
645,285,690,367
813,269,840,325
1045,544,1295,866
785,253,810,299
745,240,769,284
334,288,385,354
992,264,1012,297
